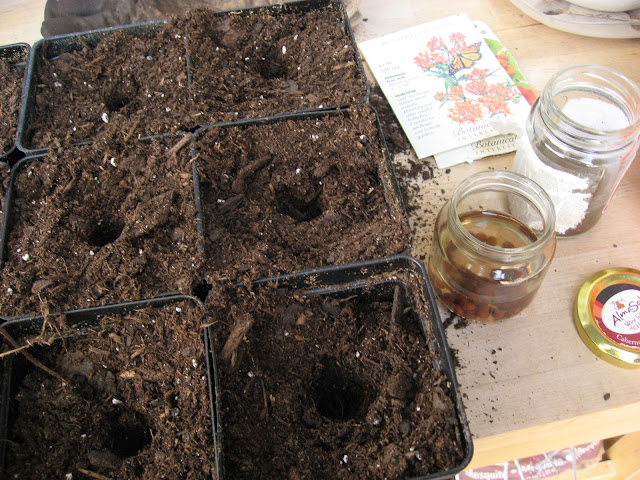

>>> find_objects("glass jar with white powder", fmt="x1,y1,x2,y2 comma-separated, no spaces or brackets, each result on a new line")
512,64,640,236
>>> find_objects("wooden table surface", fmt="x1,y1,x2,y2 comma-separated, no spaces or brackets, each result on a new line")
1,0,639,471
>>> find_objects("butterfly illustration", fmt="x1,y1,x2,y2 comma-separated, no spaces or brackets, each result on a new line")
448,42,482,75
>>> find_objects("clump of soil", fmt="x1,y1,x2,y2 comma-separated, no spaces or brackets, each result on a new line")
0,51,25,157
2,300,217,479
22,4,367,151
207,276,466,479
23,23,191,150
196,105,411,284
180,4,367,125
0,130,202,317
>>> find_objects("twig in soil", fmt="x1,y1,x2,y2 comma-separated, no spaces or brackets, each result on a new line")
218,193,245,214
260,377,269,419
77,468,113,480
0,343,30,359
331,60,356,71
38,297,66,348
77,36,92,52
231,154,273,194
166,132,193,157
123,118,140,142
86,55,106,67
220,311,255,366
272,414,291,427
391,284,405,325
62,173,78,194
361,356,381,368
0,328,69,385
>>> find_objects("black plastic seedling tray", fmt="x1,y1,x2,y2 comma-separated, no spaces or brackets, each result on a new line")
191,105,411,282
207,254,473,480
17,0,369,154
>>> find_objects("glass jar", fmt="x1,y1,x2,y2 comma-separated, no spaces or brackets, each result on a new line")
512,64,640,236
428,171,556,321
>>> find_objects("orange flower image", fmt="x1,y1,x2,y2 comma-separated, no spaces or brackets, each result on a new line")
413,34,523,124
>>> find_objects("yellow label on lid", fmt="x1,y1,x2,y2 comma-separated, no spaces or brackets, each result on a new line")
574,268,640,369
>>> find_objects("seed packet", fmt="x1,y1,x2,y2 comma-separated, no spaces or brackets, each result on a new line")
359,14,533,168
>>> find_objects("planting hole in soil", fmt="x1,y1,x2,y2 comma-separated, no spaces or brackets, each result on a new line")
103,74,139,113
86,217,125,248
191,279,213,303
275,187,324,223
256,46,288,79
311,355,373,421
207,265,469,480
109,411,153,458
1,299,217,479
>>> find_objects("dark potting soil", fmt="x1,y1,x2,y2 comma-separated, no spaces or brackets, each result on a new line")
179,5,367,125
0,54,24,156
24,24,192,150
0,131,202,317
196,105,412,284
23,4,367,151
2,300,217,479
207,277,466,480
0,4,467,479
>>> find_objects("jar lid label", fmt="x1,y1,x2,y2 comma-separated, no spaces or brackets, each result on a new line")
593,283,640,351
574,267,640,368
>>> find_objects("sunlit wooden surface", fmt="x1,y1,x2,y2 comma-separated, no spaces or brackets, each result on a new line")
358,0,640,470
1,0,639,471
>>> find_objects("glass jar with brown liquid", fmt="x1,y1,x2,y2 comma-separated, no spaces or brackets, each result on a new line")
428,171,556,321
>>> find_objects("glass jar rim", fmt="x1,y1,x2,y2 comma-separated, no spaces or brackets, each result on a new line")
448,170,556,260
542,63,640,138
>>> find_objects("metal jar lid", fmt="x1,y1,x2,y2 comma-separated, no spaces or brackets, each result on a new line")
574,267,640,368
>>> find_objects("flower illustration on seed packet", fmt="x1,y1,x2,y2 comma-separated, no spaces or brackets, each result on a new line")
413,32,523,125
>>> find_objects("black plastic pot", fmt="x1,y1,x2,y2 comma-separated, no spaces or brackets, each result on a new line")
0,294,216,477
16,20,181,155
191,104,411,280
0,132,202,319
183,0,370,124
0,43,30,164
17,0,369,154
206,254,473,480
